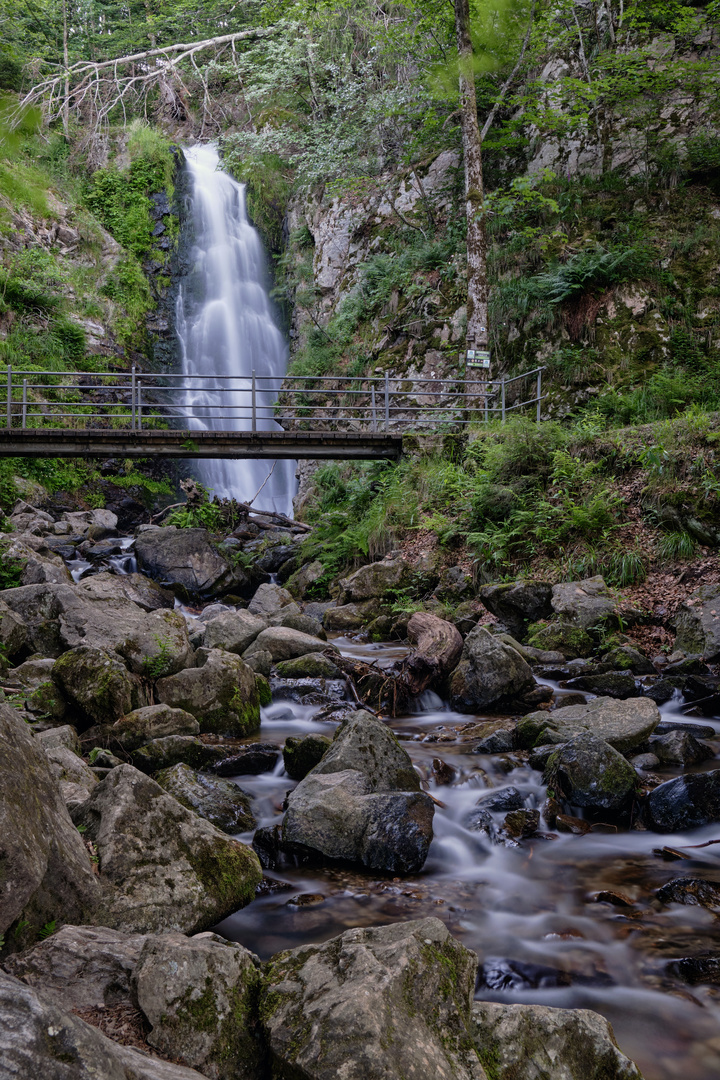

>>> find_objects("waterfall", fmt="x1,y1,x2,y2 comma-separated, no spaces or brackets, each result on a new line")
175,144,296,516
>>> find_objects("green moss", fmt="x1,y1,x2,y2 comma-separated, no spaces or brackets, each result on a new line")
255,673,272,707
525,621,594,658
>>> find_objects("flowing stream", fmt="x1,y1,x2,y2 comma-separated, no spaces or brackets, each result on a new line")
175,144,296,515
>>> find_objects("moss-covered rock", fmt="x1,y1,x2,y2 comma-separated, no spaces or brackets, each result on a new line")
156,648,260,737
543,733,638,814
526,621,594,659
283,733,332,780
276,653,340,679
131,735,229,774
154,762,256,833
52,645,144,725
111,703,199,750
517,695,660,754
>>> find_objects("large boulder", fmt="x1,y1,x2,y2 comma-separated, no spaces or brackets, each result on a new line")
111,703,200,750
79,571,174,612
525,621,594,659
281,711,433,873
645,770,720,831
203,609,267,654
135,932,263,1080
339,557,411,602
53,645,145,725
323,600,381,634
3,924,148,1010
244,626,338,663
0,970,208,1080
471,1001,642,1080
449,626,535,712
543,733,638,814
154,763,256,833
0,703,99,942
479,580,553,639
0,582,193,673
283,733,332,780
1,534,71,585
564,671,638,699
260,917,482,1080
156,648,260,737
71,764,262,934
285,559,325,598
0,596,27,658
551,576,640,630
43,744,97,811
674,582,720,660
517,696,660,754
276,653,340,679
247,582,296,617
134,526,249,600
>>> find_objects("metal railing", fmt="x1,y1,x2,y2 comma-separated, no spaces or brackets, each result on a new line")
3,365,545,432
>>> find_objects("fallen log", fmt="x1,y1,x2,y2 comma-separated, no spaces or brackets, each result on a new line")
401,612,463,696
322,650,410,716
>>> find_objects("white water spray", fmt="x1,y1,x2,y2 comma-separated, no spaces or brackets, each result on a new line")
175,144,296,515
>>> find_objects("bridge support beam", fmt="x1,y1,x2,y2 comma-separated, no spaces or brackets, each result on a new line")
0,429,404,462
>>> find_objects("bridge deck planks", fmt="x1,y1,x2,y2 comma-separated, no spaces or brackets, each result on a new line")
0,428,404,461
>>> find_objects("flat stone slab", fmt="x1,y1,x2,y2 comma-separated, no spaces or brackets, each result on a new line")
517,696,661,754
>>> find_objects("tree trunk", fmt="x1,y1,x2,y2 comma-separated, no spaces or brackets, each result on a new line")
62,0,70,138
454,0,489,359
402,613,463,696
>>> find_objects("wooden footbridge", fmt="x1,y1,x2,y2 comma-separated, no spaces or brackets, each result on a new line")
0,367,545,461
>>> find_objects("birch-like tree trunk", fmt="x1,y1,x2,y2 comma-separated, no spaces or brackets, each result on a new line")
454,0,489,358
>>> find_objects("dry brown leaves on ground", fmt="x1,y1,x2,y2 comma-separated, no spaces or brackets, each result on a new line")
72,1003,149,1050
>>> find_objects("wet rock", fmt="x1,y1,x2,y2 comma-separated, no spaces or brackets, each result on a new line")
564,671,638,699
517,696,660,753
478,957,571,991
470,1000,642,1080
52,645,145,725
156,648,260,737
339,557,411,602
646,770,720,831
0,597,27,658
449,626,535,712
1,582,193,673
602,646,656,675
275,652,339,679
202,609,267,655
131,736,229,774
479,580,552,638
0,970,209,1080
283,733,332,780
674,582,720,660
431,757,458,785
525,621,594,659
630,752,661,771
649,729,715,766
667,954,720,986
282,711,433,873
212,743,281,776
79,571,174,612
543,733,637,813
111,703,200,751
556,813,591,835
247,582,295,617
502,808,540,839
244,626,337,663
463,807,493,833
154,763,255,833
134,526,249,600
643,678,682,704
551,575,638,630
656,878,720,912
135,932,263,1080
71,764,262,934
476,787,526,812
0,702,99,939
473,726,514,754
664,655,709,675
260,917,481,1080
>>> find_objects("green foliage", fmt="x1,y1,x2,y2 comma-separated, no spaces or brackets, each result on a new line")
658,529,697,562
0,541,23,588
143,634,175,679
38,919,56,940
222,149,290,253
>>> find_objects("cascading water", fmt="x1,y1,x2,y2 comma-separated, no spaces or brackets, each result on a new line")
175,144,296,516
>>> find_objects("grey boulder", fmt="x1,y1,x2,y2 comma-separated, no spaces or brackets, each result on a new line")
71,764,262,934
449,626,535,712
0,970,208,1080
260,917,483,1080
551,576,640,630
479,580,552,638
247,582,296,616
0,702,99,939
53,645,146,724
674,582,720,660
134,526,249,600
543,733,638,813
156,648,260,737
471,1000,642,1080
339,557,411,602
79,570,174,612
0,596,27,657
203,609,267,654
154,763,256,833
244,626,337,663
112,703,200,750
645,769,720,831
517,696,660,754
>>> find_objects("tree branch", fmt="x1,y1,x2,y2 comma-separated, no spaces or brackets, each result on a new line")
480,0,536,143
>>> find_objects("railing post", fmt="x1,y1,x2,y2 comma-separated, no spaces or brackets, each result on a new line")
536,369,542,423
6,365,11,429
22,379,27,429
371,383,377,432
137,379,143,430
501,378,506,423
251,369,257,432
131,365,136,431
484,382,489,425
384,371,390,431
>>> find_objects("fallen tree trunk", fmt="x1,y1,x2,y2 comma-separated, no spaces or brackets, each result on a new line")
401,613,463,696
322,650,411,717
